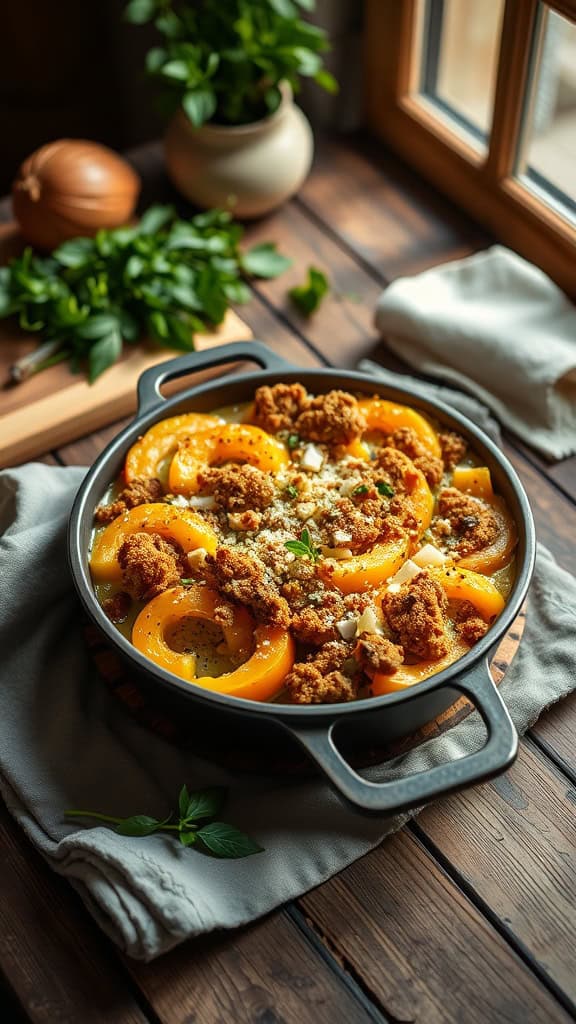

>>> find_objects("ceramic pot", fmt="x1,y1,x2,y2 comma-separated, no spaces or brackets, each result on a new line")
164,86,314,218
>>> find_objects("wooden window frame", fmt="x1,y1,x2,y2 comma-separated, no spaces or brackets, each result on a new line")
365,0,576,296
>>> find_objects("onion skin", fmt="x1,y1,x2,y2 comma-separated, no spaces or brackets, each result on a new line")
12,139,141,250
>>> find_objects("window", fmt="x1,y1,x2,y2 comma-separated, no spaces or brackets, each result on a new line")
365,0,576,296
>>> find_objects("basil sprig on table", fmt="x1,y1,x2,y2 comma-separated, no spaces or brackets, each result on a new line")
65,784,263,859
289,265,329,316
0,204,291,383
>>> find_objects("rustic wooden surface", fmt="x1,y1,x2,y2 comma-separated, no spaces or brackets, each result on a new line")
1,135,576,1024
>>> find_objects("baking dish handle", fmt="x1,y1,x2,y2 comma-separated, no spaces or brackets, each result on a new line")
286,660,518,816
137,341,296,416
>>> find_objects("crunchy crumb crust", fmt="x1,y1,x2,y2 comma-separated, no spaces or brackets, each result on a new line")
93,383,513,704
95,477,163,523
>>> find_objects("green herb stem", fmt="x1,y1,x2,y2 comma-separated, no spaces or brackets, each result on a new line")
11,339,66,382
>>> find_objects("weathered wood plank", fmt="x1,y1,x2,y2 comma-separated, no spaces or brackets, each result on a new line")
0,806,149,1024
299,827,571,1024
301,136,492,279
531,694,576,780
126,912,380,1024
417,740,576,1009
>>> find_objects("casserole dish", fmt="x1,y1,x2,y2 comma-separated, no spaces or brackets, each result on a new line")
68,341,536,815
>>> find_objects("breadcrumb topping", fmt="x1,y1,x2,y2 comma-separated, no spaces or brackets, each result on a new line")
95,477,164,524
93,383,514,704
118,533,185,601
438,488,498,557
382,571,449,660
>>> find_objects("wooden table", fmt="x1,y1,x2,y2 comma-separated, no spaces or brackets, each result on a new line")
2,136,576,1024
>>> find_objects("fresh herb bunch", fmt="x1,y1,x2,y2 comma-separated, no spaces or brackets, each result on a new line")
0,204,291,383
65,784,263,858
125,0,338,127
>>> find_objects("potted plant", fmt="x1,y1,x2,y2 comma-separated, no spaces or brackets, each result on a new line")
125,0,337,217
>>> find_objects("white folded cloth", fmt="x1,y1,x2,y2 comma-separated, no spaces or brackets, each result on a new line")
374,245,576,459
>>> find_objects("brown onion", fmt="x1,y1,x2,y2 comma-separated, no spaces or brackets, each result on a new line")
12,139,141,251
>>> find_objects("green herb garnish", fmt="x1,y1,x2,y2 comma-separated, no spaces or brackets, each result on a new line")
376,481,395,498
285,484,299,499
1,205,291,383
352,484,369,496
287,433,301,450
285,527,321,564
181,577,195,585
289,266,329,316
65,784,262,859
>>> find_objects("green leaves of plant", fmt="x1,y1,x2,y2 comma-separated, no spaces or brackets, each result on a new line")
88,330,123,384
65,783,263,859
115,814,165,837
124,0,157,25
2,205,291,383
242,243,292,278
54,236,96,268
183,89,217,127
127,0,338,129
196,822,263,859
178,784,226,822
289,265,329,316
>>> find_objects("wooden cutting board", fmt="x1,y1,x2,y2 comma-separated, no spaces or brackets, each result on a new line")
0,221,252,468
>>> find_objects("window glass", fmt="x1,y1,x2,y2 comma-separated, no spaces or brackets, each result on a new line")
419,0,504,148
517,6,576,226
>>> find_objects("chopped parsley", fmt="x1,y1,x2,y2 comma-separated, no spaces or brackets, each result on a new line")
287,433,301,450
352,484,369,496
285,484,299,499
376,481,395,498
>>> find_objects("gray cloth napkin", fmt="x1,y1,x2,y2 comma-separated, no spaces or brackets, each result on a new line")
374,245,576,460
1,460,575,961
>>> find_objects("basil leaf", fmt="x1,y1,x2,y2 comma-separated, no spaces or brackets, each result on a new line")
289,266,329,316
88,329,122,383
178,784,190,818
163,314,195,351
53,237,96,269
268,0,297,16
146,46,167,73
196,822,263,859
118,309,140,342
315,69,339,94
77,313,121,340
292,48,323,76
223,280,251,304
182,88,217,127
242,244,292,279
161,59,190,82
115,814,161,837
284,540,310,557
184,786,227,822
138,204,175,236
124,0,156,24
